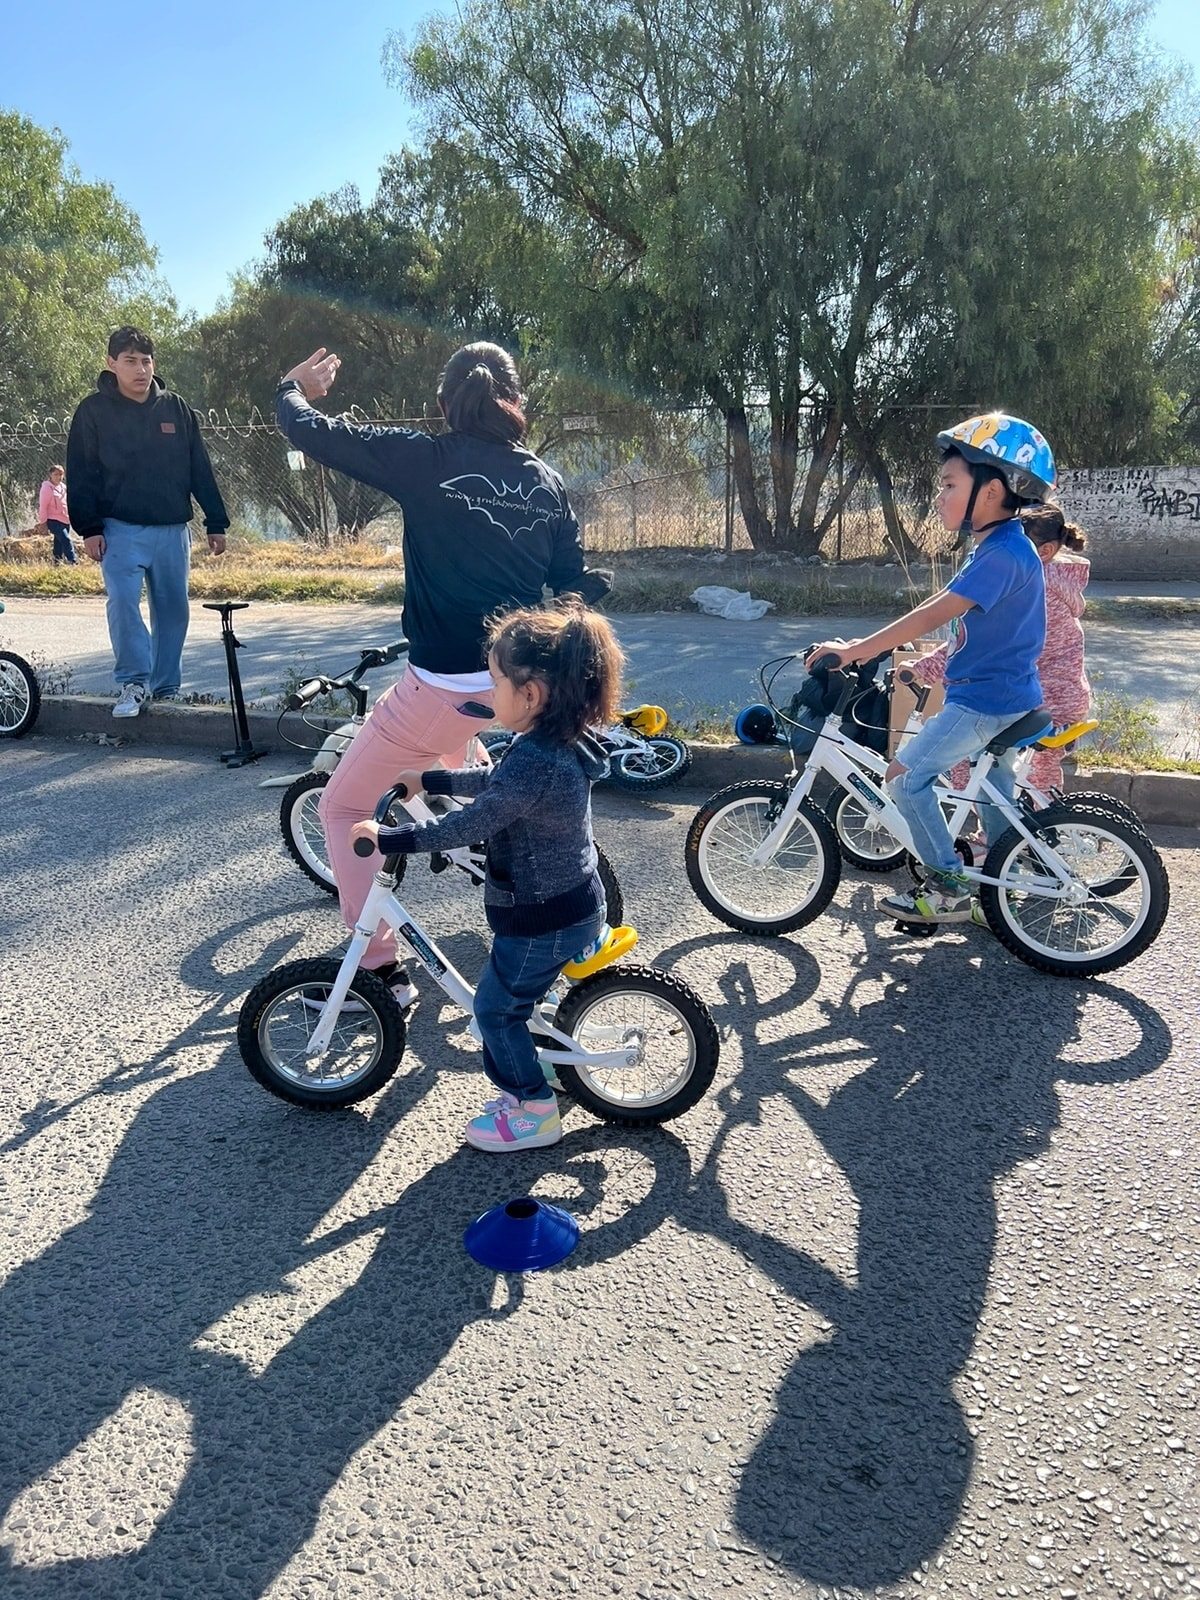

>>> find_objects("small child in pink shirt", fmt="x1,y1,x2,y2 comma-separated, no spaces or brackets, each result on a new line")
909,505,1090,801
38,465,77,565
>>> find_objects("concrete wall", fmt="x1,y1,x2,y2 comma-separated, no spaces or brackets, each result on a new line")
1057,467,1200,581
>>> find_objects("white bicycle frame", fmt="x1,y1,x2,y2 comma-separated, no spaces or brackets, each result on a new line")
300,865,638,1076
760,711,1087,899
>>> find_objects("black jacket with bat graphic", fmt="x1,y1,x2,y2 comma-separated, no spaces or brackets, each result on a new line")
275,382,610,674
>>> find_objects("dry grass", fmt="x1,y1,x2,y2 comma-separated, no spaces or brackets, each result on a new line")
3,533,1197,620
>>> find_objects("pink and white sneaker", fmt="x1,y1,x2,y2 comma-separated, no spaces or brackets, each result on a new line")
464,1092,562,1152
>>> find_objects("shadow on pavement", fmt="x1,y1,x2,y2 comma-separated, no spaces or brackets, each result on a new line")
0,909,692,1596
654,898,1173,1587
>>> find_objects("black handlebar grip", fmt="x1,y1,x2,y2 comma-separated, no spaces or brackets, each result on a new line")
286,676,327,710
807,652,842,675
353,838,376,857
898,667,916,686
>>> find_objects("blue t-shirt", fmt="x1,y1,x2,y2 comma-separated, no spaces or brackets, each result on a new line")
943,521,1046,715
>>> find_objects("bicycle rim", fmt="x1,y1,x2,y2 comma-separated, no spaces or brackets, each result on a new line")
983,812,1166,971
557,972,707,1114
258,984,388,1094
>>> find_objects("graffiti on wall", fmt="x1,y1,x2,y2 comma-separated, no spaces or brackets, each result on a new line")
1055,466,1200,578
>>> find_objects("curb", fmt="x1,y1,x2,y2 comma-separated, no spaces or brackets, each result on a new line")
24,696,1200,829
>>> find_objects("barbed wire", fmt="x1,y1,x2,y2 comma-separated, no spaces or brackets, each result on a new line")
0,401,958,557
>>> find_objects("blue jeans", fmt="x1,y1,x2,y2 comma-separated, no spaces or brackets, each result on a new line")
474,913,606,1102
46,519,77,564
100,519,191,695
890,702,1024,877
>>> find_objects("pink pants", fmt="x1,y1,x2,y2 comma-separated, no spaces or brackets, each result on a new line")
318,670,493,968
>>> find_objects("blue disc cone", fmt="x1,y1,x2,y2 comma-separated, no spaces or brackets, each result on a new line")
463,1196,579,1271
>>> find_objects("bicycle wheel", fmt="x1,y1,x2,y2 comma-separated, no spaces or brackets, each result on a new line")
0,651,40,738
1049,795,1147,898
238,957,407,1108
607,736,692,791
280,771,407,895
595,845,625,928
280,772,337,893
978,805,1170,977
825,787,906,872
684,781,841,934
478,728,515,762
1058,790,1147,833
552,965,718,1125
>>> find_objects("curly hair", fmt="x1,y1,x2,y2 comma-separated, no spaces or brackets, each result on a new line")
1019,504,1088,551
486,601,625,744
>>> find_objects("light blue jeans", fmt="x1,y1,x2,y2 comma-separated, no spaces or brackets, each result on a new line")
100,519,191,695
889,702,1024,877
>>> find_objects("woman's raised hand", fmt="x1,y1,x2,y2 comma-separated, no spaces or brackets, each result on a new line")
282,348,342,401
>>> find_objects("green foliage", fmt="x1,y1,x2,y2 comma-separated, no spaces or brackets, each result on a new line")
1088,687,1165,763
0,110,176,419
394,0,1199,551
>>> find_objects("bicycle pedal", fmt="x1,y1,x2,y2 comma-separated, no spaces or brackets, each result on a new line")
894,919,938,937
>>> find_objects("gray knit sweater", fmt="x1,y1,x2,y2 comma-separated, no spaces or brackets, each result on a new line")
375,731,609,935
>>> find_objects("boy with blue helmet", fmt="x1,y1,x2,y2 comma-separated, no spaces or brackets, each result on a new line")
813,412,1053,922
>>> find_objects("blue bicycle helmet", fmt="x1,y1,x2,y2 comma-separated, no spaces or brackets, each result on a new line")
936,413,1056,503
735,704,778,744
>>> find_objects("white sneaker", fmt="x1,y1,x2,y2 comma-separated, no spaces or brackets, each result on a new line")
113,683,148,718
301,966,418,1013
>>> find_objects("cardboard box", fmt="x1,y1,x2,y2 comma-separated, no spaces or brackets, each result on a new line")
888,639,946,756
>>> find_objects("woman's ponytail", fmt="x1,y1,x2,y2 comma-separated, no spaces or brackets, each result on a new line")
438,343,527,445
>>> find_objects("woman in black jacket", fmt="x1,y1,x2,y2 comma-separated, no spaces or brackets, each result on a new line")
275,342,609,1004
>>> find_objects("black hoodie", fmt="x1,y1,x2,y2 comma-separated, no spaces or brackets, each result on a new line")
66,373,229,539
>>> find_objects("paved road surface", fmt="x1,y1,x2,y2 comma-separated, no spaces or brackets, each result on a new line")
2,593,1197,753
0,737,1196,1598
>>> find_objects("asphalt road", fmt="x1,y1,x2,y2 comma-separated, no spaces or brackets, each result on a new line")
2,594,1198,754
0,737,1196,1599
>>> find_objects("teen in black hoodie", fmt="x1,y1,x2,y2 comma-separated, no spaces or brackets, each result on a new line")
66,327,228,714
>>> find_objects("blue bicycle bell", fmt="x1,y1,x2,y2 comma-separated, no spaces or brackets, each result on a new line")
463,1196,579,1271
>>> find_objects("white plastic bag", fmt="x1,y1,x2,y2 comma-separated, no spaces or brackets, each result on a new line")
689,585,774,620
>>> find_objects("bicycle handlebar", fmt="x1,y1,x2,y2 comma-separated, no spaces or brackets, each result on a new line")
284,638,410,711
353,780,414,856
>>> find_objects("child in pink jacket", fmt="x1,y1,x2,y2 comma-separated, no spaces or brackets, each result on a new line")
909,505,1090,800
38,465,77,565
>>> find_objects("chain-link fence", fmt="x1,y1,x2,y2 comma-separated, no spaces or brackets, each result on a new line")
0,403,955,559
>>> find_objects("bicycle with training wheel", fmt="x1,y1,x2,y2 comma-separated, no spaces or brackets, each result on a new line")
742,650,1146,877
828,673,1143,876
0,602,41,738
263,637,625,923
239,780,717,1121
482,704,692,792
685,654,1170,977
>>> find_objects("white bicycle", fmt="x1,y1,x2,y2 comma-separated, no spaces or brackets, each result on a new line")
0,601,41,738
686,655,1170,978
481,705,692,792
239,781,717,1122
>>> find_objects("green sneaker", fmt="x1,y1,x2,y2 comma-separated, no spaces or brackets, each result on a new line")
882,873,974,924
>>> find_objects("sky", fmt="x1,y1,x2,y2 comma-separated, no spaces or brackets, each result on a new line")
2,0,1198,319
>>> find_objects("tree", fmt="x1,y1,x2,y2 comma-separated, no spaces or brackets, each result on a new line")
197,149,707,539
0,110,171,420
395,0,1197,553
